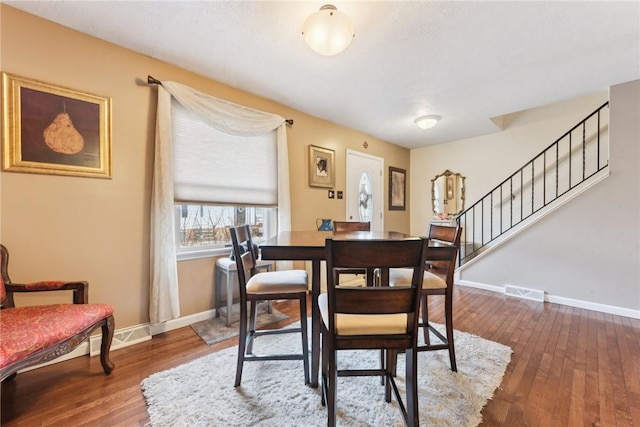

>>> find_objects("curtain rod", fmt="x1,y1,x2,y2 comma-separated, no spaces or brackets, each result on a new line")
147,75,293,126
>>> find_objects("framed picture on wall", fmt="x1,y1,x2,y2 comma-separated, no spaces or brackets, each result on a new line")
308,145,335,188
389,166,406,210
446,177,454,200
1,72,112,178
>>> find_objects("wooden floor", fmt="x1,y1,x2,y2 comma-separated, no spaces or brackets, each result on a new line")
2,286,639,426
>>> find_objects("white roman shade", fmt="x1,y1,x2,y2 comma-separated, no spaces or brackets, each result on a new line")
172,100,278,206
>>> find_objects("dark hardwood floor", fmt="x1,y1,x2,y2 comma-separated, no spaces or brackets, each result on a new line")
2,286,639,426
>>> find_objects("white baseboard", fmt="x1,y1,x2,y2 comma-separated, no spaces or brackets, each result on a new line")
457,279,640,319
545,294,640,319
150,308,217,336
457,279,505,294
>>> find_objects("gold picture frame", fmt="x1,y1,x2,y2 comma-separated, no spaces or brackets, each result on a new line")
2,72,112,178
389,166,406,210
308,145,335,188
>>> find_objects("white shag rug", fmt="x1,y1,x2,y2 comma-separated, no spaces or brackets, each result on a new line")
141,321,511,427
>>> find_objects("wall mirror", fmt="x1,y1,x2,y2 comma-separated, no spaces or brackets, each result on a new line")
431,170,466,216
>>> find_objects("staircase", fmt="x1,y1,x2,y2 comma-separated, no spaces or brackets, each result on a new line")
456,102,610,267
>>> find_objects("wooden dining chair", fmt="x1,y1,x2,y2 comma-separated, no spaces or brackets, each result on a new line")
229,225,309,387
331,221,373,285
389,224,462,371
320,237,429,427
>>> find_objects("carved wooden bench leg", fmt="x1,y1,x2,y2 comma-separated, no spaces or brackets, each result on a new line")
100,315,115,375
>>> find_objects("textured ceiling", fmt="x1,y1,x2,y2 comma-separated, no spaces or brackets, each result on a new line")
6,1,640,149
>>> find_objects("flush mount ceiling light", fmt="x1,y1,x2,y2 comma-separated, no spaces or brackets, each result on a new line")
302,4,355,56
414,115,441,130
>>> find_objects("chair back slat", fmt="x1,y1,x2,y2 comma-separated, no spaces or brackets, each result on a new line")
333,221,371,232
328,239,422,269
335,287,416,314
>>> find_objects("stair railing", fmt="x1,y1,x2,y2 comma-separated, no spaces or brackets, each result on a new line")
457,102,609,265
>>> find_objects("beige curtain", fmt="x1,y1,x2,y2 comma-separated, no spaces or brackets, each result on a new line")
150,81,292,324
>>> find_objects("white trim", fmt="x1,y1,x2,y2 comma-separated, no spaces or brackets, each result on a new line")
456,279,504,294
546,294,640,319
457,279,640,319
150,308,217,336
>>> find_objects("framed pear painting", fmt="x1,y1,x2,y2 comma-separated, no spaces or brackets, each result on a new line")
2,72,112,178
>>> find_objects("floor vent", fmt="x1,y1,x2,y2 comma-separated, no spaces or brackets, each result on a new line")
89,323,151,356
504,285,545,302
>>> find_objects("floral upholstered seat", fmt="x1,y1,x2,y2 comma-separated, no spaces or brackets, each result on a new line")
0,244,115,381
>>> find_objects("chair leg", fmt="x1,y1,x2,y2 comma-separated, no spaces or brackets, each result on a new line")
235,299,249,387
246,300,258,355
327,341,337,427
321,323,328,407
405,348,419,427
99,315,115,375
226,270,234,327
384,350,396,402
445,293,457,372
299,294,310,385
421,294,430,345
214,269,222,318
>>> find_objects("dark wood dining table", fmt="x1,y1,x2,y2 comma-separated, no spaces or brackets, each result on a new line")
260,230,456,388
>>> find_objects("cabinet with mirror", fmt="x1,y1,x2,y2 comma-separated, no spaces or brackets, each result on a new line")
431,170,465,225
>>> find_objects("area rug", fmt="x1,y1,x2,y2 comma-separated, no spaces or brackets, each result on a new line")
142,322,512,426
191,303,288,345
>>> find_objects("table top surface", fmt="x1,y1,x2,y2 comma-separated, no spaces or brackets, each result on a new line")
261,230,417,248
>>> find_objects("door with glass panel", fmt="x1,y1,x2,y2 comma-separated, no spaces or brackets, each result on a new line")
346,150,383,231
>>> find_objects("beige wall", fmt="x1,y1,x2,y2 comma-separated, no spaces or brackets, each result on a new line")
411,82,640,312
0,6,410,327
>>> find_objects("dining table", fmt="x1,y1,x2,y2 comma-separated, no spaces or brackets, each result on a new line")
259,230,456,388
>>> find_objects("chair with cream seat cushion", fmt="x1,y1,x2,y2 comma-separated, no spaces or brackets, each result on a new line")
389,224,462,371
229,225,309,387
320,237,429,427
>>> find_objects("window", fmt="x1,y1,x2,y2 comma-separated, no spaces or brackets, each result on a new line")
175,204,275,257
358,172,373,222
170,98,279,259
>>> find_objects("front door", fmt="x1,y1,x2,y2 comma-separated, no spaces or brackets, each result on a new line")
346,150,383,231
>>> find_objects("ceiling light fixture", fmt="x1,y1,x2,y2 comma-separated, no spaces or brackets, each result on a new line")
414,115,441,130
302,4,355,56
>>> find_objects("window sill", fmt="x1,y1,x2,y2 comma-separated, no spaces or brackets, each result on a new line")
177,247,230,262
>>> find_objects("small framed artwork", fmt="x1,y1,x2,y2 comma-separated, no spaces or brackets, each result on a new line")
446,177,454,200
2,72,112,178
308,145,335,188
389,166,406,210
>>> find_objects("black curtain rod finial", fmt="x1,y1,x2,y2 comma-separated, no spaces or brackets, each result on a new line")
147,75,162,85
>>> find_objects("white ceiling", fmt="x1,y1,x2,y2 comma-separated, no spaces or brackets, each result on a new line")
6,1,640,149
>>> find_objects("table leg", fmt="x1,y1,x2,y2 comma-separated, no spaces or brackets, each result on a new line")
310,259,321,388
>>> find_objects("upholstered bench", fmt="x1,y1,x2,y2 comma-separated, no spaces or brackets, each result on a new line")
0,244,115,382
214,257,273,326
